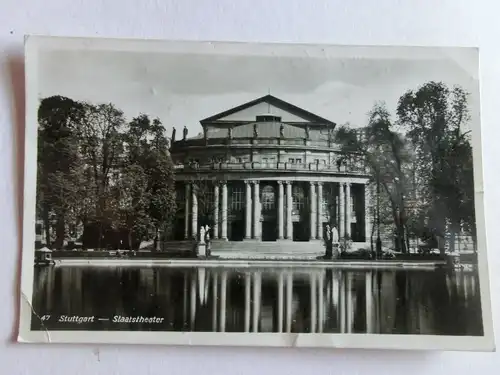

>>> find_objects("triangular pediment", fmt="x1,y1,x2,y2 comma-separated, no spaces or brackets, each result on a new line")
200,95,335,126
218,102,309,122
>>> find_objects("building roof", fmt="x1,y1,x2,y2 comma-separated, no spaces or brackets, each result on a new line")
199,94,336,127
220,122,330,140
188,122,332,141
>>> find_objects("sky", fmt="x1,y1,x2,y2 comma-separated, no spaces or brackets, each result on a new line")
37,42,480,137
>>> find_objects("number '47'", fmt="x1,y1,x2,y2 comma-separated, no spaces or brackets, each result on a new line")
41,315,51,321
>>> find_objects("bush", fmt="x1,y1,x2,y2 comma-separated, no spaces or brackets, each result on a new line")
339,249,374,260
337,248,445,261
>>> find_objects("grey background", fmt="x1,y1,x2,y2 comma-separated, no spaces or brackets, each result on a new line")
39,48,479,135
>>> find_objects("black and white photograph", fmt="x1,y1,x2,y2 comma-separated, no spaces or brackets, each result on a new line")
18,36,494,350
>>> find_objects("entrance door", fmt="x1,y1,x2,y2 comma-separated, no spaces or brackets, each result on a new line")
230,219,245,241
173,217,185,240
293,221,309,241
261,183,277,241
262,219,277,241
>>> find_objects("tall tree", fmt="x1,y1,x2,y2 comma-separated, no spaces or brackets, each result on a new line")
37,97,177,251
336,103,411,253
146,118,177,246
37,95,85,248
118,163,150,249
123,115,177,249
79,103,126,248
397,81,474,253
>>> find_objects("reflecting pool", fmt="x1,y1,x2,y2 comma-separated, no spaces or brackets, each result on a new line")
31,265,483,335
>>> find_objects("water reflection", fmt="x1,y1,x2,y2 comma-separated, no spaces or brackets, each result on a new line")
31,266,483,335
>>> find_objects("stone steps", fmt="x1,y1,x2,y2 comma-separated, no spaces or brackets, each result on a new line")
157,240,369,259
212,240,322,250
210,240,370,259
210,240,324,259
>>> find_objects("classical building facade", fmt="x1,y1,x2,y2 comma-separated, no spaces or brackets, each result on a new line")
169,95,372,251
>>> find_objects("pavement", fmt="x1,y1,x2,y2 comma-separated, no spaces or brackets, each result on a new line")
54,257,445,270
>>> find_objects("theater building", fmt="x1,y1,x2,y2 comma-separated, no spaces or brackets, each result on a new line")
169,95,372,254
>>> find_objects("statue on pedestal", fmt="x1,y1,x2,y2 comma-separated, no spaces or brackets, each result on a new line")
228,127,233,139
204,225,211,256
171,127,176,142
253,123,258,138
331,226,340,258
204,225,210,242
331,226,339,244
324,225,340,259
199,226,206,244
305,126,310,140
183,125,188,141
280,123,284,138
325,224,333,258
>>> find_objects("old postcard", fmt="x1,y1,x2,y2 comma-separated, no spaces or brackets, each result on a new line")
18,36,494,351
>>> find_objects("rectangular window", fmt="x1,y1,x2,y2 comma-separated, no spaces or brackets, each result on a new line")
288,158,295,164
204,190,215,210
292,185,305,213
176,185,186,205
231,186,244,211
296,158,302,164
261,186,275,211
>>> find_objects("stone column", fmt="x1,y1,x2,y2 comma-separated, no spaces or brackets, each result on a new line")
245,181,252,239
346,183,352,238
191,184,198,240
364,183,372,243
339,182,345,238
190,273,197,328
365,271,373,333
253,181,260,240
277,181,284,240
286,272,293,332
221,182,228,240
252,271,261,332
309,182,316,240
184,183,190,239
244,273,251,332
310,273,317,333
212,273,218,331
318,273,324,333
183,275,188,325
213,184,219,239
346,272,353,333
339,273,346,333
277,272,284,333
219,271,227,332
317,182,323,240
285,182,293,240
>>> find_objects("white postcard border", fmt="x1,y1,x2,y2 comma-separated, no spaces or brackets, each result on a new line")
18,35,495,351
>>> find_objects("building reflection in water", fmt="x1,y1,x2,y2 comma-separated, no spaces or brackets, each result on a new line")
31,265,483,336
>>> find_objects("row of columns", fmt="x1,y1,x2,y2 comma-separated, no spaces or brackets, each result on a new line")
187,268,481,335
191,271,376,333
184,180,370,242
245,180,293,240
